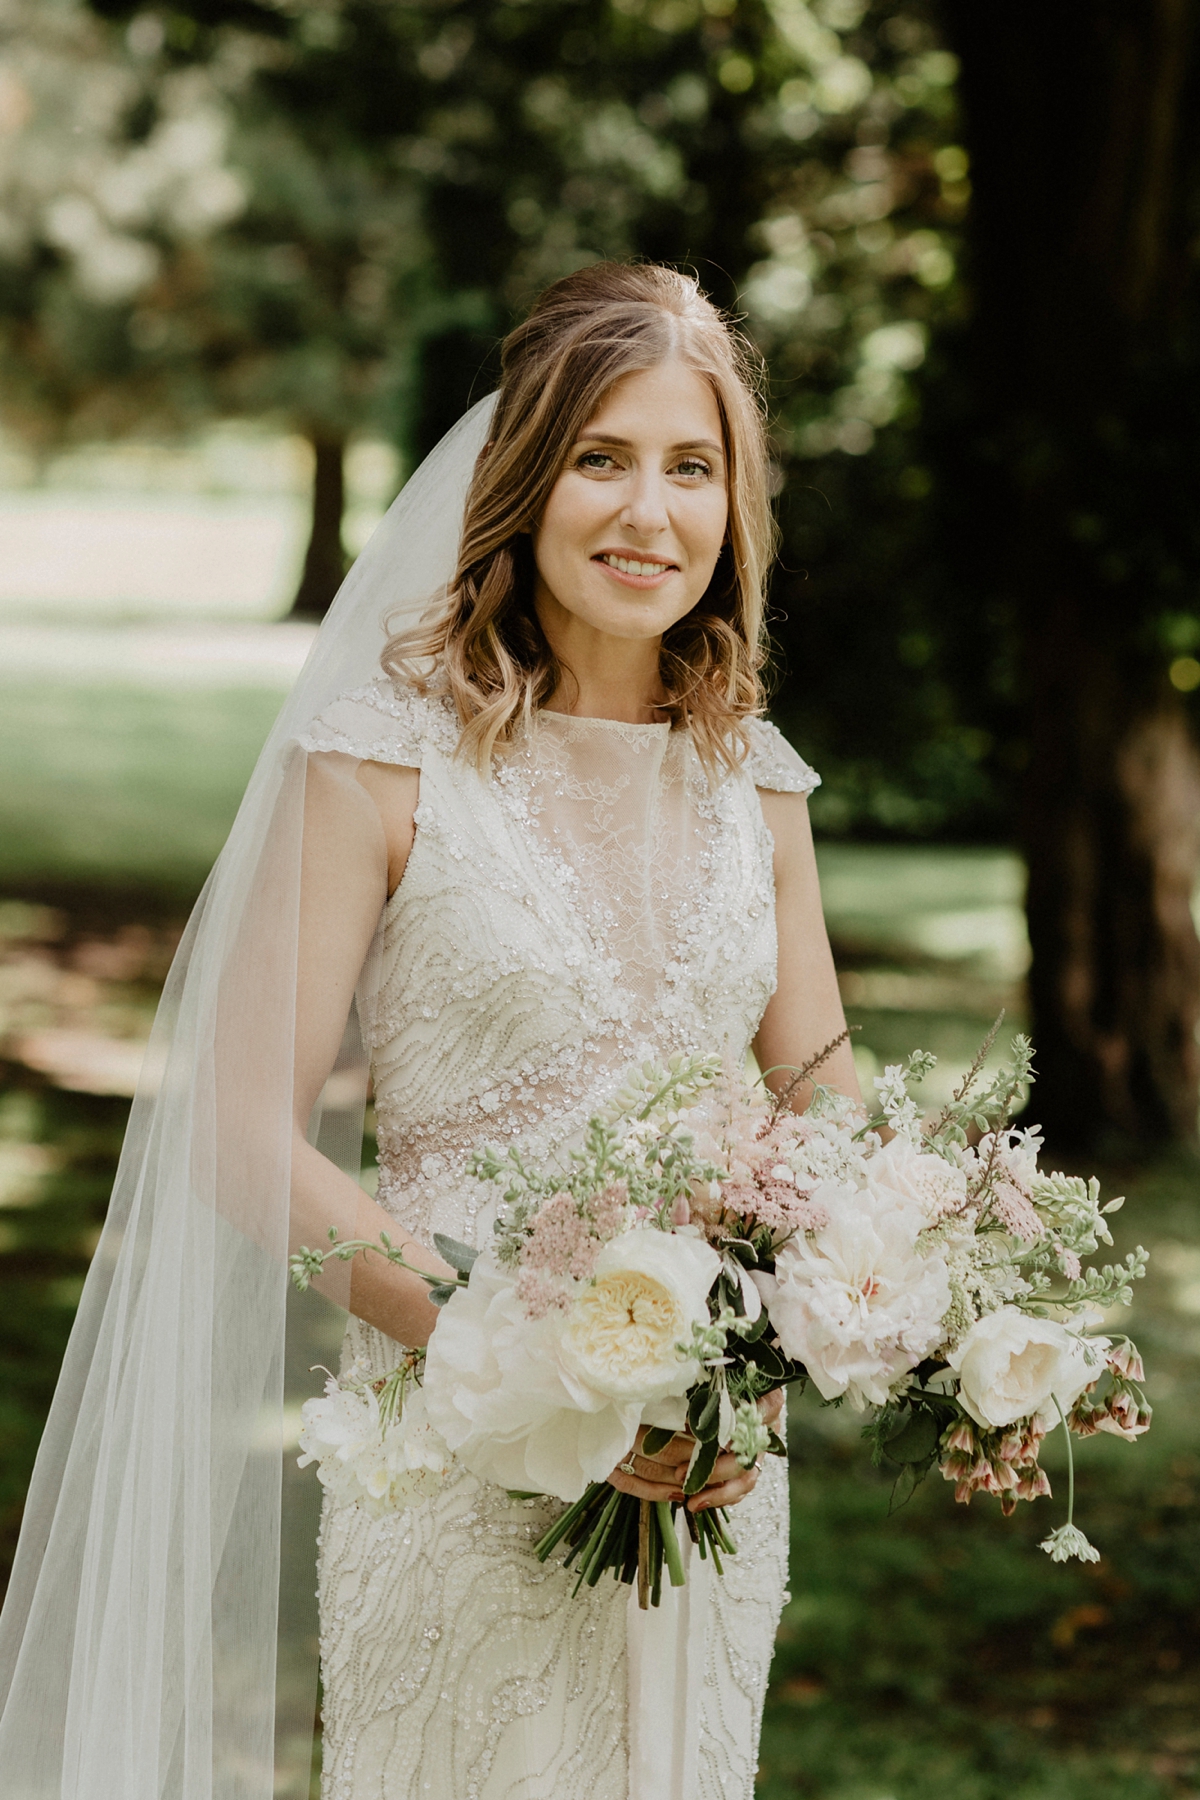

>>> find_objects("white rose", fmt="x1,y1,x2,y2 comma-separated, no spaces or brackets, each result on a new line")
949,1308,1109,1430
423,1249,644,1502
756,1183,950,1409
559,1228,720,1404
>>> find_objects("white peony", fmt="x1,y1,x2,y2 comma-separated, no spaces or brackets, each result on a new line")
865,1135,970,1233
949,1308,1108,1431
424,1230,719,1501
754,1183,951,1408
559,1228,720,1403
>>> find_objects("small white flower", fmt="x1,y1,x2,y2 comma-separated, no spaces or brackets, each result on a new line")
1039,1524,1101,1564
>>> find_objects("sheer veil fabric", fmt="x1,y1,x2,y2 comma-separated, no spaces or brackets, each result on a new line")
0,397,497,1798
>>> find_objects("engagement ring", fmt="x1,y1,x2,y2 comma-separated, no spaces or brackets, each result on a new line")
619,1458,637,1476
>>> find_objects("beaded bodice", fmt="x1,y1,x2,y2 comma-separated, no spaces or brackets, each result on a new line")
299,678,818,1248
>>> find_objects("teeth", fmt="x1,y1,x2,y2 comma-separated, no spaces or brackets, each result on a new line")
601,555,671,577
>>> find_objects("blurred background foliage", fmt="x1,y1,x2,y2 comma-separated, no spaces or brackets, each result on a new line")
0,3,1199,1793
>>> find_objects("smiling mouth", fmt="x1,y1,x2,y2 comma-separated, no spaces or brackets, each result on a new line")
594,553,678,578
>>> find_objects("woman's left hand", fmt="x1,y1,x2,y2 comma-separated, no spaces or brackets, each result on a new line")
689,1387,784,1514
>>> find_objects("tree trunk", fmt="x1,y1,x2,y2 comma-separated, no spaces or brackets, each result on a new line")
289,432,347,620
1023,614,1200,1151
942,0,1200,1151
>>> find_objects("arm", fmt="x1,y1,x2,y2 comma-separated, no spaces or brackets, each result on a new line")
753,789,862,1110
292,753,453,1348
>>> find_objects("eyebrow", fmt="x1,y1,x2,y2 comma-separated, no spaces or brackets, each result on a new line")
573,434,725,454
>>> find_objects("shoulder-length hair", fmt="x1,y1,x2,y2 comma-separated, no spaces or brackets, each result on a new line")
383,262,775,774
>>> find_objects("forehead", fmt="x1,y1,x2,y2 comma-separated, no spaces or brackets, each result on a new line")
580,360,722,441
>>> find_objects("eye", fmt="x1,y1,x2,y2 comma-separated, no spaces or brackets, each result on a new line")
674,457,713,479
576,450,618,472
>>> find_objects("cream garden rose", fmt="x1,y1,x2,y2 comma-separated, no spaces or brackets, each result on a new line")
559,1228,721,1404
423,1231,719,1500
949,1307,1108,1430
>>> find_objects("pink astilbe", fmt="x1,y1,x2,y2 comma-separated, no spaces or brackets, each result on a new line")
515,1184,630,1318
988,1178,1044,1243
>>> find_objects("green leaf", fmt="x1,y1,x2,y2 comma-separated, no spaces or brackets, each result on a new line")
884,1408,940,1465
688,1387,720,1439
684,1434,720,1495
641,1426,676,1457
888,1462,924,1513
433,1233,481,1275
427,1283,458,1307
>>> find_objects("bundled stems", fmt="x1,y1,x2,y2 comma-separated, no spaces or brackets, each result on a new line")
535,1481,735,1609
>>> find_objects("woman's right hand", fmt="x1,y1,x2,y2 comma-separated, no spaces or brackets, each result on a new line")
606,1426,693,1503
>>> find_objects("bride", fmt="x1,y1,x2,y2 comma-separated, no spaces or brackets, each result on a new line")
0,261,858,1799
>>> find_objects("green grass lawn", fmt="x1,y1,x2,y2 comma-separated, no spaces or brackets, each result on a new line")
0,679,285,895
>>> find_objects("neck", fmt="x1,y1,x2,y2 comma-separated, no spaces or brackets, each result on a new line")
536,596,666,724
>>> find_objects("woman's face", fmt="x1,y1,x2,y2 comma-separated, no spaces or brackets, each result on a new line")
531,359,729,645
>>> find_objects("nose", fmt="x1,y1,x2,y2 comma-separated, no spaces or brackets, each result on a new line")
619,467,670,539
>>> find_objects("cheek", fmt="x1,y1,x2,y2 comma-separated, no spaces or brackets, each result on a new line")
684,493,729,581
533,477,604,576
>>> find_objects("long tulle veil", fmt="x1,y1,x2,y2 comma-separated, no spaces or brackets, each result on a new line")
0,395,497,1799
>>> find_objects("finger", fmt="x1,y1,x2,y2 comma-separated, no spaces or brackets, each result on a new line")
688,1470,758,1512
758,1388,784,1425
626,1448,691,1483
702,1452,745,1488
608,1471,685,1502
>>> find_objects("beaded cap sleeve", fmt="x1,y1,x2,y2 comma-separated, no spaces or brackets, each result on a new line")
741,716,820,795
295,675,457,767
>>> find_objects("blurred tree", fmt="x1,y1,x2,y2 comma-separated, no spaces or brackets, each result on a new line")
87,0,966,637
0,1,247,445
936,2,1200,1151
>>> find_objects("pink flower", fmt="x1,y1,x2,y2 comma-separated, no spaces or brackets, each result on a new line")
944,1419,976,1456
1053,1242,1082,1280
989,1179,1044,1242
1092,1389,1152,1441
1107,1341,1145,1382
1016,1466,1052,1502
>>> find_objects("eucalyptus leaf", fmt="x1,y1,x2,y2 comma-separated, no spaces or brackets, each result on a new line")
433,1233,481,1275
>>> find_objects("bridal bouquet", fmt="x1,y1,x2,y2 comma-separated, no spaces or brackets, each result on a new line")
291,1026,1151,1606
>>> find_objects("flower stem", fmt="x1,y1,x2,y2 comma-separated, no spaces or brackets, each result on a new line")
657,1503,686,1588
1055,1396,1076,1526
637,1500,651,1610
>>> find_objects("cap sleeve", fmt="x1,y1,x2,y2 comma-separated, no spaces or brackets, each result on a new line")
295,677,456,767
742,717,820,795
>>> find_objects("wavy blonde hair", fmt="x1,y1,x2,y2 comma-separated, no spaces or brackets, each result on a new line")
383,262,775,773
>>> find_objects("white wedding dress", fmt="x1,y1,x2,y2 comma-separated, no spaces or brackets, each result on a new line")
297,678,819,1800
